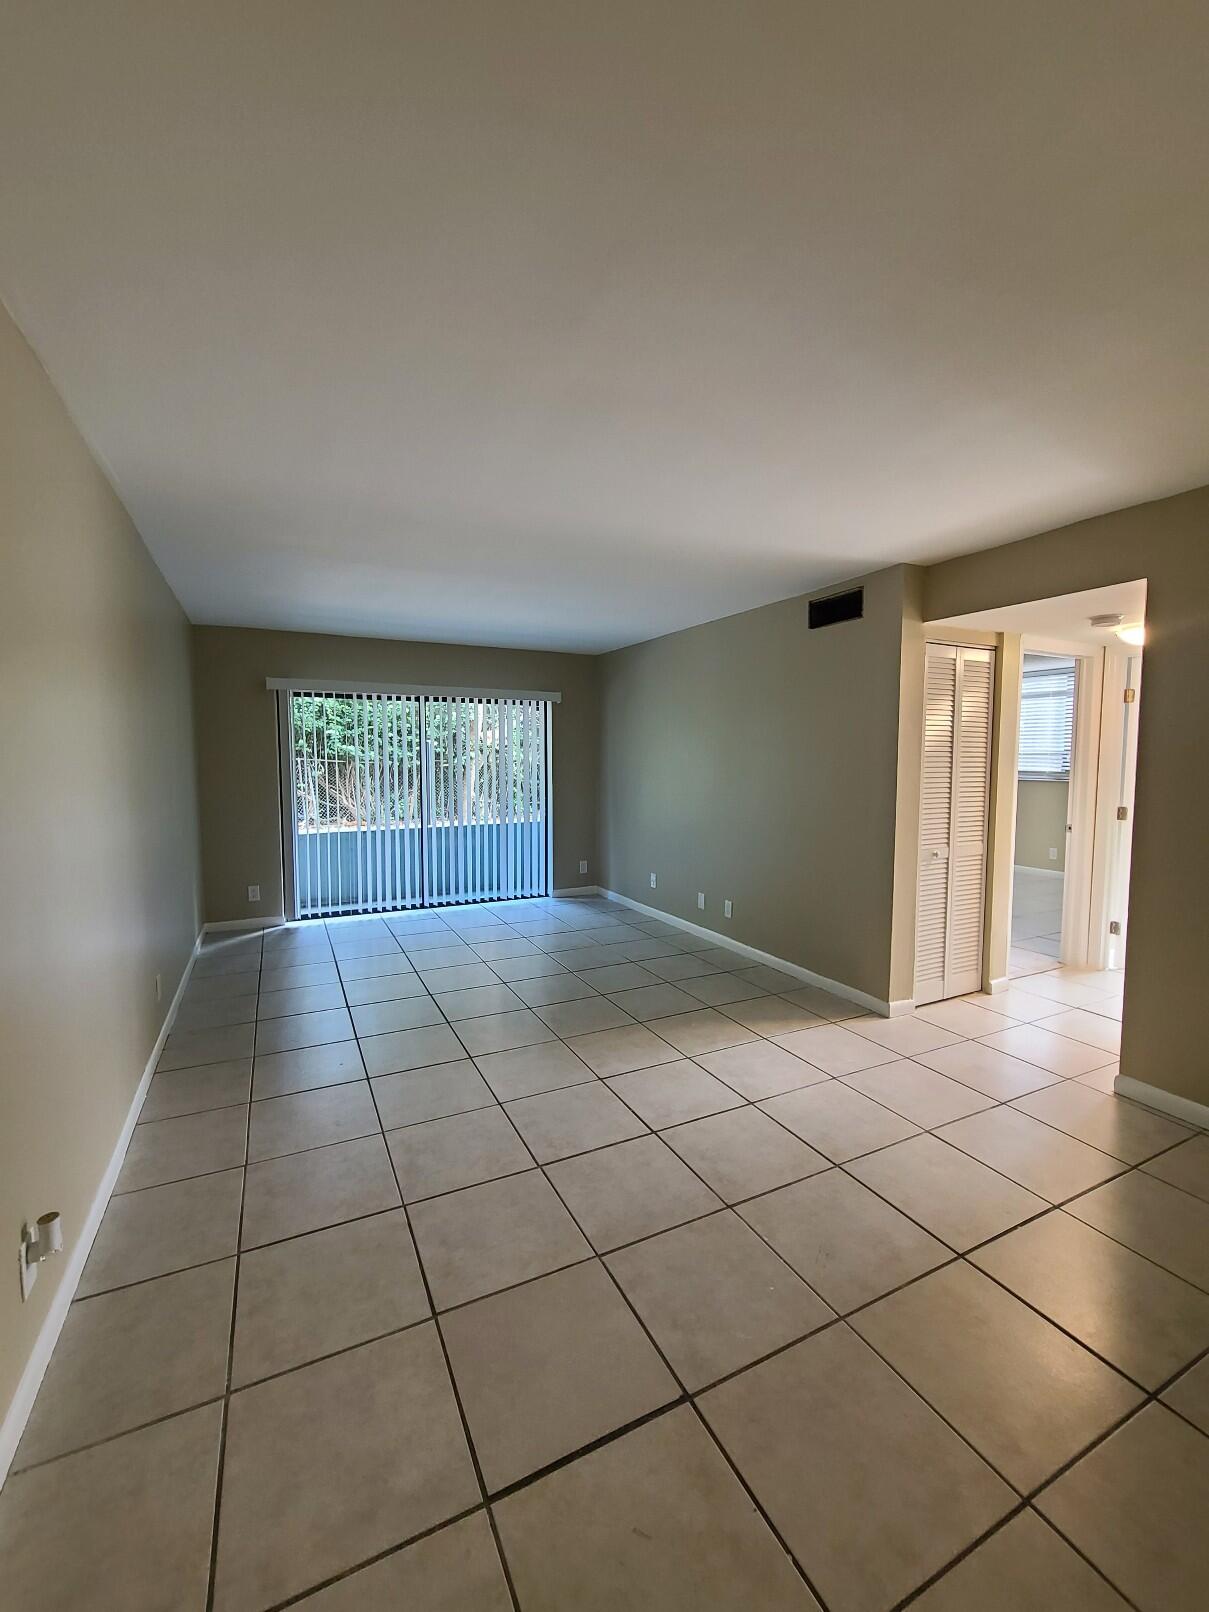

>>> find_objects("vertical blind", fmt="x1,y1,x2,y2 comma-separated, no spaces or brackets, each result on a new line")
287,690,551,916
1018,657,1076,781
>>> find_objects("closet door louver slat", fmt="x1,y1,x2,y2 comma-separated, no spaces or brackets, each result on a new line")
914,645,993,1004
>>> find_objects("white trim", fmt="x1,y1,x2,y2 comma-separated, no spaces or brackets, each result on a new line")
1114,1075,1209,1133
553,884,600,897
985,975,1011,994
1020,634,1099,658
1004,640,1101,974
544,703,555,901
0,929,204,1485
277,688,298,922
1013,864,1064,881
599,888,897,1016
204,915,286,931
266,677,562,704
1058,648,1102,968
1088,647,1141,972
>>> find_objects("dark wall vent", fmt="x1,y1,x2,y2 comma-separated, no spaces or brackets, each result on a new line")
808,587,864,629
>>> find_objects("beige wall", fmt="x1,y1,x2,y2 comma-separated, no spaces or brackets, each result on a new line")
192,627,600,922
922,484,1209,1109
599,482,1209,1114
0,306,201,1427
1014,780,1069,871
599,567,913,1005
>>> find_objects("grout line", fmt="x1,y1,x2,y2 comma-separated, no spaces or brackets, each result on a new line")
9,1390,230,1479
523,1110,836,1611
548,1066,1165,1586
14,906,1207,1611
482,1399,692,1506
889,1498,1145,1612
259,1503,488,1611
349,938,525,1612
203,951,258,1611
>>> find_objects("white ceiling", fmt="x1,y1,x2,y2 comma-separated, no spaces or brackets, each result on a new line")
935,579,1148,646
2,5,1207,653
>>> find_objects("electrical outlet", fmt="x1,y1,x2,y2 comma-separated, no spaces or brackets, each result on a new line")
579,860,588,875
19,1213,64,1303
697,892,706,911
649,873,657,889
248,883,261,902
18,1243,36,1301
723,899,733,919
154,972,163,1003
1048,848,1058,861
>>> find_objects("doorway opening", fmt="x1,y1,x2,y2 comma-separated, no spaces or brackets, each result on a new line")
923,579,1146,1005
1010,652,1075,975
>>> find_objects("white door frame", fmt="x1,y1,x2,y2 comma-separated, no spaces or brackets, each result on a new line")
1088,647,1141,970
1013,636,1103,969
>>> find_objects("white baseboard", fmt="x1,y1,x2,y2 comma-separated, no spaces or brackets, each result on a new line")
204,915,286,932
986,976,1011,995
552,885,601,897
598,888,894,1017
1014,864,1064,880
1114,1075,1209,1132
0,929,204,1486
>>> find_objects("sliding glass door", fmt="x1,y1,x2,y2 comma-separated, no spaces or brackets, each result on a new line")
282,688,552,917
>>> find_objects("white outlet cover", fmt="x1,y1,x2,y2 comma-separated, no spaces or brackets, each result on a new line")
248,883,261,901
697,892,705,910
19,1243,37,1302
723,899,733,918
650,873,657,888
579,860,588,874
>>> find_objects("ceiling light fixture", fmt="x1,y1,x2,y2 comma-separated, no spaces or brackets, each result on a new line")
1088,612,1145,647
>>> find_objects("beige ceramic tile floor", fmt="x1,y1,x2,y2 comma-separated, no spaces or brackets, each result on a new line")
2,895,1207,1612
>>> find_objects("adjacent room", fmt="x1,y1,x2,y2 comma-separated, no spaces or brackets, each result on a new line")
2,7,1207,1611
1013,652,1076,969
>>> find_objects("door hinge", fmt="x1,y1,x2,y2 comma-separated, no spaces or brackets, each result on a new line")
1109,920,1122,935
1123,687,1136,703
1116,805,1129,822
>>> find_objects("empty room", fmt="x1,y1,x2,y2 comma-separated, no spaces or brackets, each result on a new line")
2,6,1208,1610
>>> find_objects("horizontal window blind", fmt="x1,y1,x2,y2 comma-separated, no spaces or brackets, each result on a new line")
286,690,551,917
1018,658,1075,782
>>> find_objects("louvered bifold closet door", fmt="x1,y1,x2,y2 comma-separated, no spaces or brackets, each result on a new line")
913,645,994,1004
915,645,958,1004
290,691,422,918
944,649,994,996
